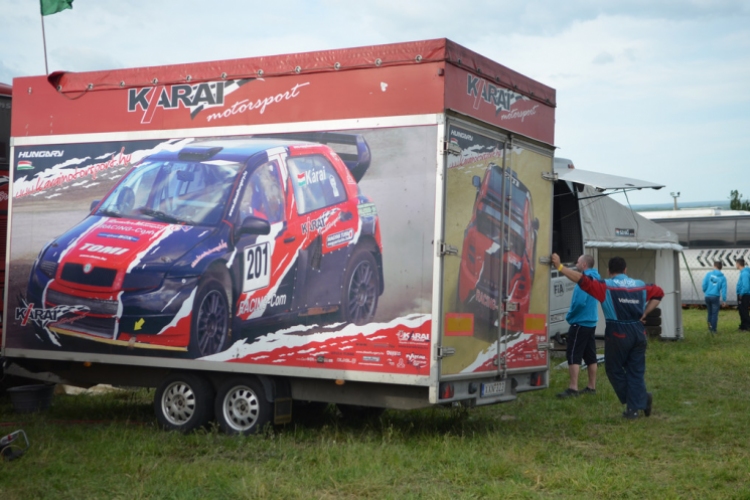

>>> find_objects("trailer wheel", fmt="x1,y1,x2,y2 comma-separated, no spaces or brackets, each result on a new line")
189,279,229,358
644,316,662,327
646,308,661,317
645,326,662,337
215,377,271,435
340,248,380,325
154,373,214,433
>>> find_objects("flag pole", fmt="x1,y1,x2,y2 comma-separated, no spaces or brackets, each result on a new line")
41,13,49,74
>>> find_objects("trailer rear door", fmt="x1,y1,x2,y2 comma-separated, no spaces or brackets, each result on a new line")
439,119,553,380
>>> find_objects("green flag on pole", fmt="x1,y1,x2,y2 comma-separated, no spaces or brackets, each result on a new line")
40,0,73,16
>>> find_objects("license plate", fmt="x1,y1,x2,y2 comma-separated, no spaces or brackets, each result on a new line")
480,381,505,397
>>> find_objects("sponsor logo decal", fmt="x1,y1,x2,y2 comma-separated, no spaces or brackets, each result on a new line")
301,213,333,235
18,150,64,159
191,240,228,268
475,289,498,311
618,298,640,304
326,229,354,248
466,74,538,121
450,129,473,141
239,293,287,315
14,147,132,199
127,79,310,125
406,353,428,368
15,303,88,327
97,232,140,242
363,355,380,362
396,330,430,343
357,202,377,217
386,350,402,357
79,243,129,256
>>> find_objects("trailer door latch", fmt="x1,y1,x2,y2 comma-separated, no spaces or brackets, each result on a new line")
437,346,456,358
541,171,558,182
442,141,462,156
438,241,458,256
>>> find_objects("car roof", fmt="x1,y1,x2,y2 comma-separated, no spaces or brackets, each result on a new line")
147,138,311,163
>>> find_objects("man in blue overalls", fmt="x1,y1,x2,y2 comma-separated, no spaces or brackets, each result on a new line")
551,253,664,419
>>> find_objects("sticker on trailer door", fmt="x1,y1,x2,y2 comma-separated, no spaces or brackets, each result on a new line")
243,242,271,292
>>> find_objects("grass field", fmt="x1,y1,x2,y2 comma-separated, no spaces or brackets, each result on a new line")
2,308,750,499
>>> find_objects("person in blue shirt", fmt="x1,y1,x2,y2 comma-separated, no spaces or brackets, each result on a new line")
736,258,750,331
552,253,664,419
702,261,727,333
557,254,600,398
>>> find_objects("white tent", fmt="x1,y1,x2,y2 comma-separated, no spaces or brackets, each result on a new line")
578,186,684,340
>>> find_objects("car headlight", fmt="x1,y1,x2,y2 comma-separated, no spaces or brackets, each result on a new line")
122,271,166,291
39,260,58,278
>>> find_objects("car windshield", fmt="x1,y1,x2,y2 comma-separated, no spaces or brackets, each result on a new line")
96,159,242,225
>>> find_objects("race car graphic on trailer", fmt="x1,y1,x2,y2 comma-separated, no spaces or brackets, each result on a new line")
25,135,383,358
457,163,538,335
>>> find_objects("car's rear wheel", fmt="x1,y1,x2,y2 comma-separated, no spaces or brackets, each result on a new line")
214,377,272,435
189,279,229,358
341,248,380,325
154,373,213,433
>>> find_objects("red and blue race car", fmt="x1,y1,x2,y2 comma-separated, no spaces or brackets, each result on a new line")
457,163,537,334
26,134,383,357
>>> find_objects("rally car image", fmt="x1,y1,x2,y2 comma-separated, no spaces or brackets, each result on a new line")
25,134,383,357
457,163,538,335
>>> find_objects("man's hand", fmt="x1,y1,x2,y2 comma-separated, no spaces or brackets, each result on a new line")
551,253,561,269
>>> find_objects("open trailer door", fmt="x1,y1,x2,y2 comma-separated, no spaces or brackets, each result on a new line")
439,119,553,389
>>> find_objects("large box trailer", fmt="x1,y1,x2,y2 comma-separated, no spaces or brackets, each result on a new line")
2,39,559,434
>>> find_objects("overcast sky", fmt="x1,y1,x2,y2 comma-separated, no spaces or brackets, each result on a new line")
2,0,748,206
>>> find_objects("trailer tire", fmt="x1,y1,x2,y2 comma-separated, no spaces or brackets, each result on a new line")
215,377,272,435
154,373,214,433
645,326,661,337
340,248,380,325
644,316,662,327
189,278,229,358
646,308,661,318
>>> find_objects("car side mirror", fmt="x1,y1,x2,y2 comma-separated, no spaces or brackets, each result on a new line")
237,216,271,237
90,200,100,212
472,176,481,189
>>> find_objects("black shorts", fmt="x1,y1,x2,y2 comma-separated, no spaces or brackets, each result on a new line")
566,324,597,366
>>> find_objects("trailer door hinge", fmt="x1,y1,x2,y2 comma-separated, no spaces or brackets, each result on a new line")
541,171,558,182
442,141,462,156
538,256,551,265
438,241,458,257
437,346,456,359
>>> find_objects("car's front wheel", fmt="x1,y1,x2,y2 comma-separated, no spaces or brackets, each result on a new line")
340,248,380,325
189,279,229,358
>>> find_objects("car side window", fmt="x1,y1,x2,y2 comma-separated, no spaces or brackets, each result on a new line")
239,160,285,224
286,155,347,215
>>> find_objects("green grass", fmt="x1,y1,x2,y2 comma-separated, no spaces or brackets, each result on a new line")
2,308,750,499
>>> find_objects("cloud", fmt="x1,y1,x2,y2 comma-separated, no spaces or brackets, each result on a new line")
1,0,748,204
592,52,615,65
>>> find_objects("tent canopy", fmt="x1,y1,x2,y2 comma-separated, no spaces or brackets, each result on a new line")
578,186,682,251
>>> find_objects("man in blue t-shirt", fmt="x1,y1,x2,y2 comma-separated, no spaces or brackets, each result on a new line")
736,258,750,331
702,261,727,333
557,254,600,398
552,253,664,419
